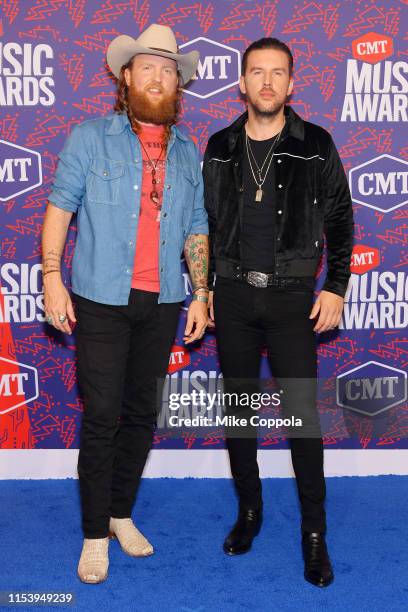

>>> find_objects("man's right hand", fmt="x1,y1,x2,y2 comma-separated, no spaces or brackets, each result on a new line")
207,290,215,327
44,273,77,335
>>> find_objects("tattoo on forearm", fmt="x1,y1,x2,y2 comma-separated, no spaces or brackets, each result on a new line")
43,249,62,271
184,234,209,289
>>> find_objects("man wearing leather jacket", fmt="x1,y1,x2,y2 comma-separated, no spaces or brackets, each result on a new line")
203,37,354,587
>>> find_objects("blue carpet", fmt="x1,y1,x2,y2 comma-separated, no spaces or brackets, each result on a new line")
0,477,407,611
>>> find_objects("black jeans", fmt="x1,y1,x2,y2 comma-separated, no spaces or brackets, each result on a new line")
73,289,180,538
213,276,326,533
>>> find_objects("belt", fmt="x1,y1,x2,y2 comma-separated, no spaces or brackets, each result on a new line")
215,260,314,288
241,270,304,288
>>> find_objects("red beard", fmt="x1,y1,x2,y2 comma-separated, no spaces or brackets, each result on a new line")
127,83,179,125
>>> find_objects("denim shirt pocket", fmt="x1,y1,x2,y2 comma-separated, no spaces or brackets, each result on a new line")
87,158,125,206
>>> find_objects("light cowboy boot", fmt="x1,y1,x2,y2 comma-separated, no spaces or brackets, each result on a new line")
77,537,109,584
109,517,154,557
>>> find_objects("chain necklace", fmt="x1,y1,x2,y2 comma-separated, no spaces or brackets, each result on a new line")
137,136,166,205
246,133,278,178
245,117,285,203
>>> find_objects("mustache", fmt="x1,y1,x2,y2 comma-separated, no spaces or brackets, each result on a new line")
144,82,164,93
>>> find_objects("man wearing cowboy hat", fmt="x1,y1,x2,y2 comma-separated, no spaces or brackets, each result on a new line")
42,24,209,583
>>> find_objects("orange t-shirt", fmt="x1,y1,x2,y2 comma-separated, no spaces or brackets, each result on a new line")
131,124,166,292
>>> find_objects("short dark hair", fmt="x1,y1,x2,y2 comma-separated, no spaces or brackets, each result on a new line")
241,37,293,77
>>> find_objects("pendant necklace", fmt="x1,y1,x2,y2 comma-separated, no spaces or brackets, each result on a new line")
245,117,285,203
138,136,166,205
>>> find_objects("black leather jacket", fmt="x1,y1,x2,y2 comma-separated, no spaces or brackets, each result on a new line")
202,105,354,298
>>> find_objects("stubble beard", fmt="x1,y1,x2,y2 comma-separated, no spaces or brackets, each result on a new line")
247,89,285,119
249,93,286,119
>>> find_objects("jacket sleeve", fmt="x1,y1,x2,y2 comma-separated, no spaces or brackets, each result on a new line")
202,143,216,290
321,134,354,298
48,124,89,213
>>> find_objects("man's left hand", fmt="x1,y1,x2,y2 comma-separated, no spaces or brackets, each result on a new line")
309,290,344,333
184,301,208,344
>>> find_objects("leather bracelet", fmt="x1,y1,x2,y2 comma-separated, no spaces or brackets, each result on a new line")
43,269,61,276
192,294,209,303
192,286,209,294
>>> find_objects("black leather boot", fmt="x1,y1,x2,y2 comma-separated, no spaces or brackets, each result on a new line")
223,507,262,555
302,531,334,587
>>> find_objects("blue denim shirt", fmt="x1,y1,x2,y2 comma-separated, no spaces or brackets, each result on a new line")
48,112,208,305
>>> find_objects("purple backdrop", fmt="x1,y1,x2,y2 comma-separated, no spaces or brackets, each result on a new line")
0,0,407,451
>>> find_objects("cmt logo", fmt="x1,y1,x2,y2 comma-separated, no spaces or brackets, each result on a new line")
352,32,394,64
349,154,408,213
168,345,191,374
0,140,42,201
336,361,407,416
352,32,393,64
180,37,241,98
350,245,380,275
0,357,39,415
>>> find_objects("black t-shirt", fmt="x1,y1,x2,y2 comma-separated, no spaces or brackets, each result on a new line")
241,127,315,291
242,131,276,272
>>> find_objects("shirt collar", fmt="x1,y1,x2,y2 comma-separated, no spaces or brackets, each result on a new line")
106,112,189,141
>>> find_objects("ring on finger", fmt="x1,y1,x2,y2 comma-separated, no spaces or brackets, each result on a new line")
58,314,67,323
46,315,53,325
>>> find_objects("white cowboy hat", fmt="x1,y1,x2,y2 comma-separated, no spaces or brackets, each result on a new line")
106,24,199,84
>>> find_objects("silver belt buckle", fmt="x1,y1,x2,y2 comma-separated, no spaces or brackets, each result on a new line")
247,271,269,288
